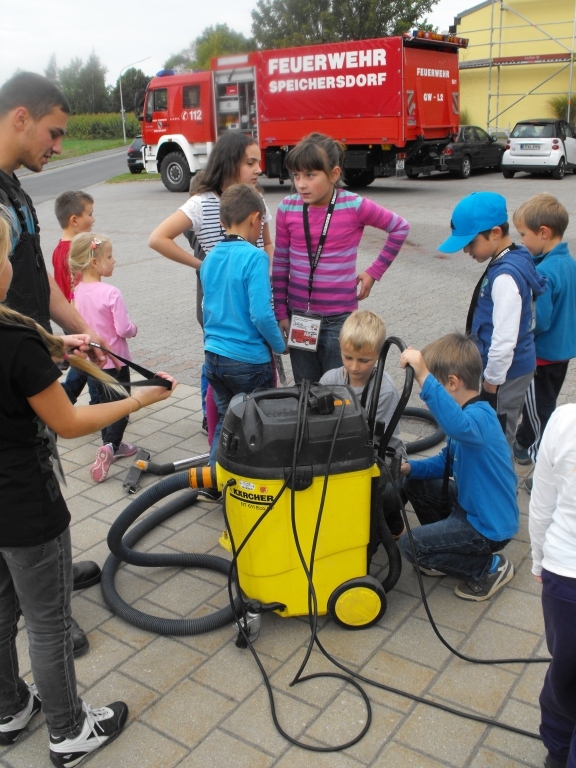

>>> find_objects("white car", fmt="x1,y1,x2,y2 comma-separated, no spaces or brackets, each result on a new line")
501,119,576,179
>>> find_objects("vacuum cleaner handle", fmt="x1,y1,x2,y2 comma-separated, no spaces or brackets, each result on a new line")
367,336,414,458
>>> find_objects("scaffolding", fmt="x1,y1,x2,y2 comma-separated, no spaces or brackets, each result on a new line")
453,0,576,128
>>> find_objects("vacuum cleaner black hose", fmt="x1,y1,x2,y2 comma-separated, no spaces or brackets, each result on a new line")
102,476,241,635
404,407,445,454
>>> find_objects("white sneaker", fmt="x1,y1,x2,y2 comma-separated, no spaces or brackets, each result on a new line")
49,701,128,767
0,683,41,744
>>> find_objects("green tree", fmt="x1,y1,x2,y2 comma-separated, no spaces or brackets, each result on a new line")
44,54,59,86
251,0,438,48
195,24,254,69
110,68,151,113
59,57,83,114
163,24,254,71
77,53,110,113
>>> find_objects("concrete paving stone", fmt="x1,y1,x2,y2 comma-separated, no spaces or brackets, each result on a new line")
74,628,134,687
372,587,421,633
179,620,239,657
66,496,104,525
270,650,349,708
69,593,114,633
174,434,214,456
140,678,236,745
394,701,487,765
1,716,52,768
468,746,543,767
143,403,197,425
162,521,223,556
86,721,188,768
274,744,365,767
69,515,114,552
130,430,185,455
306,692,403,764
143,570,222,617
100,614,158,651
359,650,437,713
80,475,138,505
458,619,541,673
482,698,546,766
513,560,543,598
123,415,172,438
315,622,391,669
222,684,318,757
80,669,159,722
511,660,548,705
180,730,276,768
369,741,452,768
119,636,205,693
383,616,465,670
235,612,317,663
484,588,545,636
430,657,518,717
108,566,160,604
59,473,93,500
193,641,281,702
59,439,106,469
413,580,490,634
161,421,206,441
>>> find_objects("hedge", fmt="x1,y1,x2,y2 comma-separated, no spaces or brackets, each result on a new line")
65,113,141,140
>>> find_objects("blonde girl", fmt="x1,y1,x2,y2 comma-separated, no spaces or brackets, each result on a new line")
69,232,138,482
0,205,176,761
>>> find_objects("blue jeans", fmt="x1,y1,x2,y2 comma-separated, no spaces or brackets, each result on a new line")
204,352,275,465
399,477,508,581
0,528,84,737
61,365,100,405
289,312,349,384
95,365,130,451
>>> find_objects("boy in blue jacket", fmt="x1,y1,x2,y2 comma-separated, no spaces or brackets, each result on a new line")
438,191,547,449
201,184,285,465
512,194,576,477
399,333,520,601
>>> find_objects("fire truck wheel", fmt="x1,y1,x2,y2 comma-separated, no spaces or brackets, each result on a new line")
457,155,471,179
345,170,375,188
161,152,191,193
405,169,419,179
328,576,387,630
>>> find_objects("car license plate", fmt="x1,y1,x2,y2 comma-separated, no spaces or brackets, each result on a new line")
520,143,540,150
396,158,405,170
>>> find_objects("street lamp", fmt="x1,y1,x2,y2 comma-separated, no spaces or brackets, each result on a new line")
119,56,151,144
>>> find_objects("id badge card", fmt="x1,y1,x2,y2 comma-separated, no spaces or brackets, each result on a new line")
287,313,322,352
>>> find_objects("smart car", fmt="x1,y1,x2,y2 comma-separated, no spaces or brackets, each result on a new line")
501,119,576,179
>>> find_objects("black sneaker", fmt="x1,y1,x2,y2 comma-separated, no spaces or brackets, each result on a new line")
49,701,128,767
513,439,532,465
0,683,41,745
201,416,208,436
455,555,514,601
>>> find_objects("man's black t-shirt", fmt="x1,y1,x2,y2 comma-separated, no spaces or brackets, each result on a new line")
0,322,70,545
0,169,52,331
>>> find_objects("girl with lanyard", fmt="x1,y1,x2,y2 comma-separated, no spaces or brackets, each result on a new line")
273,132,410,384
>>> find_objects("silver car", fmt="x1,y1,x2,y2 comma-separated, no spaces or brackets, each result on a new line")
501,119,576,179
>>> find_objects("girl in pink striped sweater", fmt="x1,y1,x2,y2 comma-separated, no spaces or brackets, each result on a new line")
273,132,410,384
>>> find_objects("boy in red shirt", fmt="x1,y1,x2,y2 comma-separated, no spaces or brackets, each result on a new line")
52,191,94,300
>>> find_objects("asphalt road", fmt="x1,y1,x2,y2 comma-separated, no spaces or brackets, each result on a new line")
18,149,127,204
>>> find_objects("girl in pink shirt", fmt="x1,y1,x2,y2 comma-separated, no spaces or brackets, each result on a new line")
69,234,138,482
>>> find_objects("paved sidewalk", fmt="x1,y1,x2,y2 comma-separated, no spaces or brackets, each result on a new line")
2,171,574,767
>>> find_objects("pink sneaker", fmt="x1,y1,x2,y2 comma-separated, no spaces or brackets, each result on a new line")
90,444,114,482
113,442,138,461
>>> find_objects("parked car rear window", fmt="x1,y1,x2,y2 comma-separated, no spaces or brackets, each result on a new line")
511,124,555,139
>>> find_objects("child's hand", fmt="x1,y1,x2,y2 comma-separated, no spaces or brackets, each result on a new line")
400,462,411,477
132,373,177,408
356,272,375,300
60,334,91,361
278,319,290,353
400,348,429,385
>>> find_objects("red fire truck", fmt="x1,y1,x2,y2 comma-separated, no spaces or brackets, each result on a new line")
139,30,468,192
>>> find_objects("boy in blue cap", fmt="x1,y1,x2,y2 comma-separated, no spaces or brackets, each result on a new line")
438,191,547,449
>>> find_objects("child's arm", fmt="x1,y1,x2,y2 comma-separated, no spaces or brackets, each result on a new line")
28,373,176,440
272,205,290,323
357,199,410,290
484,274,521,390
109,288,138,339
529,411,561,582
148,210,203,270
248,255,286,354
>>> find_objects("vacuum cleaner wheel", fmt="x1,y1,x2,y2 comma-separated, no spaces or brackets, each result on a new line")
327,575,387,630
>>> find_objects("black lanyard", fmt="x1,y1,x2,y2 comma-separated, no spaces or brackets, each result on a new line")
465,245,514,335
302,187,338,311
87,343,172,389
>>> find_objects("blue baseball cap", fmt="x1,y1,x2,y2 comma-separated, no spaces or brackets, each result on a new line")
438,191,508,253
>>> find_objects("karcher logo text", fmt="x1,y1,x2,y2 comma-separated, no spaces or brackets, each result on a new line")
231,489,274,504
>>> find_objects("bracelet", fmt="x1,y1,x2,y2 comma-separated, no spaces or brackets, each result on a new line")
130,395,143,412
